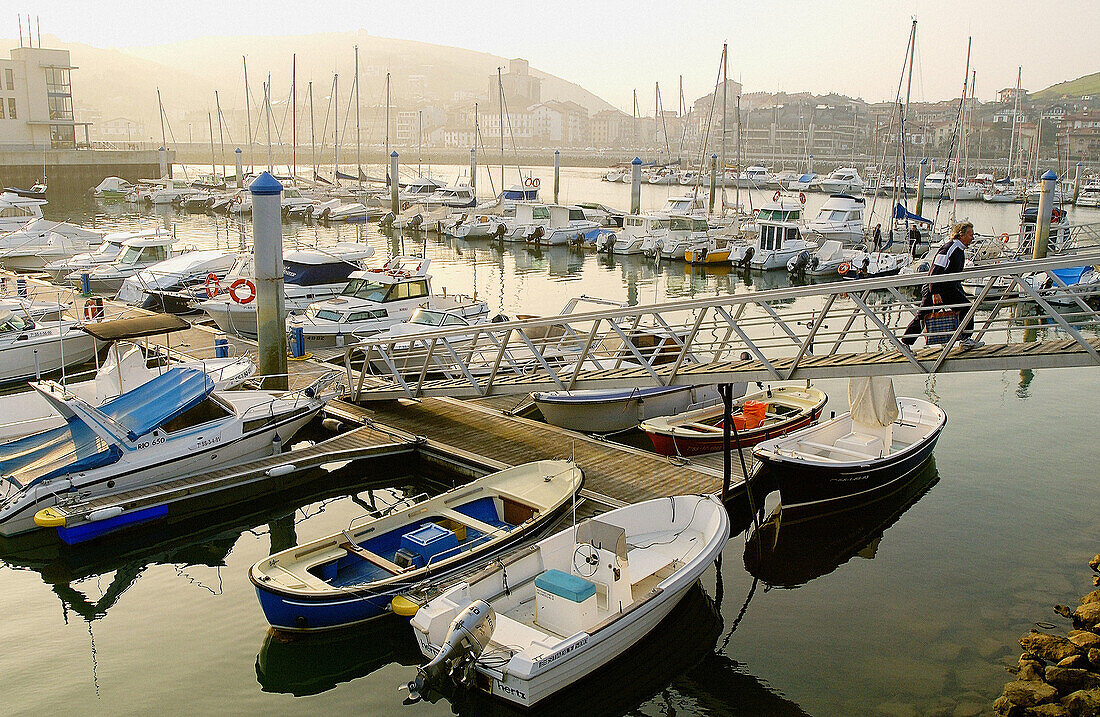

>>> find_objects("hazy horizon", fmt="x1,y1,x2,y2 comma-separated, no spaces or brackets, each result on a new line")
7,0,1098,111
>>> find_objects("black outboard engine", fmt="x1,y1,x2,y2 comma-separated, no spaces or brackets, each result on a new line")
527,225,545,244
494,223,507,241
407,600,495,701
787,250,811,275
740,246,755,269
599,232,616,253
379,212,395,228
407,213,424,230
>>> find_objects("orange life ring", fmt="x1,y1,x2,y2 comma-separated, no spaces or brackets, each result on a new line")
83,297,104,320
799,192,806,204
524,176,541,188
773,190,781,202
228,278,256,305
233,194,243,205
401,201,411,211
1000,232,1010,243
752,208,760,216
838,262,851,275
205,272,220,298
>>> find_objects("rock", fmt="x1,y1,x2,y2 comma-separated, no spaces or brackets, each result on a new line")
1069,631,1100,651
1021,632,1082,663
1060,688,1100,717
1090,648,1100,670
1003,679,1059,707
1080,589,1100,606
1023,704,1070,716
1088,554,1100,572
1018,659,1046,681
994,695,1027,716
1057,605,1076,619
1057,654,1090,670
1073,602,1100,630
1045,667,1100,694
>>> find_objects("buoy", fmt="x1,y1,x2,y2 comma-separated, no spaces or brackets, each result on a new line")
391,595,421,617
321,418,343,432
34,507,67,528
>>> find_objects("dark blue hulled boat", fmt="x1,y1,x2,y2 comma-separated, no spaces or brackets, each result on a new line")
752,378,946,511
249,461,582,632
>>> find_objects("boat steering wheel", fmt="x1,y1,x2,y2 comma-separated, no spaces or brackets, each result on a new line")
572,543,600,578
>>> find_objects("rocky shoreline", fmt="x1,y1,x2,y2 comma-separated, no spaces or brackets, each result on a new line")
994,554,1100,716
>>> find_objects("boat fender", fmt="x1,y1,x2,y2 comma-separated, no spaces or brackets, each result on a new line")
229,278,256,304
321,418,342,432
88,506,125,523
391,595,421,618
265,464,296,477
205,272,220,298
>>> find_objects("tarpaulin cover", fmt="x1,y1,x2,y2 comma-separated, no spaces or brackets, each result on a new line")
848,376,899,428
96,367,214,440
891,203,932,225
0,417,121,489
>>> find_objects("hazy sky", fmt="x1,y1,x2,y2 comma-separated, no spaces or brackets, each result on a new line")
14,1,1098,108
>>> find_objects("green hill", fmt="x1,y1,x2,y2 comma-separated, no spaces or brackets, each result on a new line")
1034,72,1100,99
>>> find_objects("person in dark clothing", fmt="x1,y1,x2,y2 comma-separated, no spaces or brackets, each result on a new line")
901,221,984,348
908,224,922,255
872,223,882,252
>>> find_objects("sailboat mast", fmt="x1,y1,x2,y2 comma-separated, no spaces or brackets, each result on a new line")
156,88,166,154
897,20,917,210
1007,66,1021,180
951,37,972,218
333,73,340,183
208,112,216,181
385,73,391,158
720,42,728,210
264,79,273,172
291,53,297,185
243,56,253,172
418,110,422,178
354,46,361,189
498,67,505,191
215,91,226,173
308,81,316,180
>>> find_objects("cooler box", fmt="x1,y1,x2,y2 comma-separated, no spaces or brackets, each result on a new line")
400,522,459,567
535,568,596,637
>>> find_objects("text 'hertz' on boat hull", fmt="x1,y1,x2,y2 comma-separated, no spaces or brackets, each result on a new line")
249,460,583,632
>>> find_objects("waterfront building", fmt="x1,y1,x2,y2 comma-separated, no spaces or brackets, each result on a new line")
0,45,91,149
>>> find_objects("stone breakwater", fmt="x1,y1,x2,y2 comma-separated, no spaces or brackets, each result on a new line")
994,553,1100,716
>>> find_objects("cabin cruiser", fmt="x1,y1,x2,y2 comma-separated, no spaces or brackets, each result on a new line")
506,203,552,242
659,193,708,217
425,184,476,209
0,219,106,272
524,205,600,246
611,215,670,255
0,310,99,384
982,179,1022,203
132,178,201,205
731,197,817,270
1076,180,1100,207
803,194,866,245
785,173,817,191
0,366,337,536
63,233,181,294
789,240,911,279
0,192,47,233
92,177,133,199
737,165,771,189
575,203,624,229
360,303,506,375
659,215,712,261
43,228,165,281
289,256,486,348
817,168,864,195
116,249,239,310
198,243,374,339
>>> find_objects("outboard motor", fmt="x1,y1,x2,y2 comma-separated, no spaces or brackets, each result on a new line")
740,246,755,269
494,223,507,241
408,213,424,230
407,600,495,701
787,250,811,275
527,225,545,244
379,211,395,228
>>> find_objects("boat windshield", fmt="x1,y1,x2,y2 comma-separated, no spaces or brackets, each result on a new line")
669,217,694,231
0,314,31,333
410,308,470,327
341,278,389,302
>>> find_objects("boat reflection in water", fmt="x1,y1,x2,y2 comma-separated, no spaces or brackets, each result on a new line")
744,457,940,588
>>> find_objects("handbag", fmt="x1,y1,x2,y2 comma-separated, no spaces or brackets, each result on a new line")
923,309,959,345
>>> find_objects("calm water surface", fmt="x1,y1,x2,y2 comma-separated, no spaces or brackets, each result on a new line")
2,168,1097,715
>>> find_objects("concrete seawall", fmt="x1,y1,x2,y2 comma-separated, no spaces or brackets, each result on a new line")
0,148,173,193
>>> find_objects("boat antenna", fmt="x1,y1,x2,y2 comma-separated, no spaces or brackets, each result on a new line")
571,439,577,543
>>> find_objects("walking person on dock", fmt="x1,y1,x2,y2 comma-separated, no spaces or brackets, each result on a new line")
901,221,984,349
908,224,922,256
872,223,883,252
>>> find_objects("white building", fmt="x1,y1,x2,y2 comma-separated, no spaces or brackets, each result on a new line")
0,45,90,149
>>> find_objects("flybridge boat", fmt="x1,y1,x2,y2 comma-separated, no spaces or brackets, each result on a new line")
658,215,711,261
0,192,47,232
640,385,828,457
610,214,670,255
198,243,374,339
289,256,486,348
0,366,335,536
0,219,106,272
43,228,166,281
0,310,99,384
63,233,181,294
116,249,239,311
250,460,584,632
816,168,864,195
406,494,729,709
803,194,866,245
733,197,818,270
753,377,946,511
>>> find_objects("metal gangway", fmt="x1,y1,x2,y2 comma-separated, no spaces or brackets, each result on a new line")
344,250,1100,401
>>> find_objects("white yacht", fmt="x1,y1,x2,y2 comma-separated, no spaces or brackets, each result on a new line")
0,192,47,233
612,215,670,255
43,228,164,281
116,249,239,310
0,311,99,384
658,215,711,261
197,243,374,339
785,173,817,192
64,234,180,294
790,240,911,278
803,194,867,245
0,219,106,272
731,197,817,270
1077,181,1100,208
659,193,708,217
143,178,201,205
737,165,771,189
817,168,864,194
288,256,485,348
524,205,599,246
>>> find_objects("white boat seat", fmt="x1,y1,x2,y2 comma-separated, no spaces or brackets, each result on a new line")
626,544,680,583
793,439,878,460
492,612,560,650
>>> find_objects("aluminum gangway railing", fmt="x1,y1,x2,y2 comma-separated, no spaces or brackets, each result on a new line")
345,250,1100,401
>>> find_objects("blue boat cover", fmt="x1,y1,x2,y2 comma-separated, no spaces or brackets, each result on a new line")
0,416,121,489
97,368,215,441
501,187,539,201
892,203,932,225
798,174,814,183
1051,266,1090,285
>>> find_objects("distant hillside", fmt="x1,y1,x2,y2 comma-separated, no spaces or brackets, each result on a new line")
1034,71,1100,99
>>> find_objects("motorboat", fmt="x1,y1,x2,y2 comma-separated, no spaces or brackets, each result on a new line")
427,184,477,209
658,193,708,217
0,192,47,232
604,168,625,182
737,165,771,189
684,234,738,265
249,460,584,632
803,194,866,245
1018,205,1072,254
92,177,134,199
505,203,551,242
816,168,864,195
534,384,720,434
1023,265,1100,306
1076,181,1100,208
770,170,798,190
445,209,510,240
288,256,485,348
788,240,911,279
785,173,817,192
0,314,255,442
0,366,335,537
116,249,239,310
0,310,99,384
610,215,670,255
981,179,1022,203
0,295,69,323
647,167,680,185
360,303,504,376
657,215,711,261
320,202,376,223
640,385,828,457
0,219,106,272
574,203,624,229
141,178,201,205
63,233,181,294
198,243,374,340
752,377,947,511
731,196,817,270
406,493,729,708
43,228,164,281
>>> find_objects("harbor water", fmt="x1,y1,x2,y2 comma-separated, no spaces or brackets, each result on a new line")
1,167,1098,716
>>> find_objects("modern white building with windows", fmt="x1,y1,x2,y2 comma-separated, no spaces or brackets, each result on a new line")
0,45,90,149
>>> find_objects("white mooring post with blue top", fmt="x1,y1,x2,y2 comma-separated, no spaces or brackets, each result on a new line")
553,150,560,204
235,148,244,189
915,157,929,217
630,157,642,215
250,171,288,390
1034,169,1057,260
390,151,400,216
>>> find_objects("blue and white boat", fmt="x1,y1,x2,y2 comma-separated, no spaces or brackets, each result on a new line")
249,460,583,632
532,385,721,433
0,366,334,536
